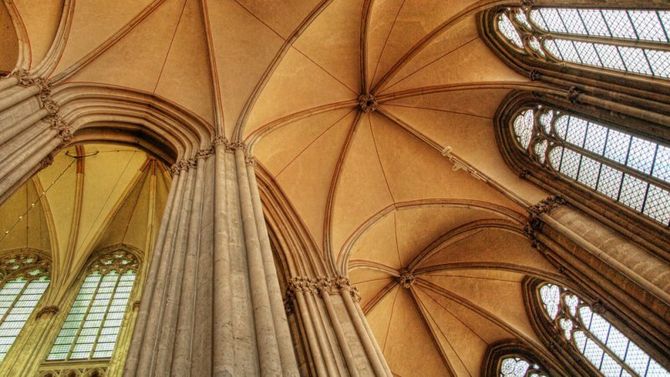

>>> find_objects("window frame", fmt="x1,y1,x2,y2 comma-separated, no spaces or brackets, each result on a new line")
482,340,567,377
495,90,669,255
479,2,670,105
523,277,670,375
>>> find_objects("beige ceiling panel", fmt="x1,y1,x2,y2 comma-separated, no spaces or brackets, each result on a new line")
244,48,356,138
348,210,402,270
349,267,394,310
382,103,548,205
74,146,148,266
420,228,558,273
275,113,353,248
365,0,403,92
366,284,398,351
205,0,284,136
0,178,51,253
69,0,186,92
371,0,472,91
370,112,519,209
154,0,215,124
384,38,526,94
331,115,394,260
423,270,540,342
0,4,18,72
379,16,477,93
384,87,508,119
52,0,155,74
253,108,354,174
394,206,506,268
13,0,63,69
382,288,452,377
234,0,322,39
293,0,364,93
413,286,487,376
38,148,78,258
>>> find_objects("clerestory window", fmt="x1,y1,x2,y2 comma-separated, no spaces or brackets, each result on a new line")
496,7,670,79
0,253,49,361
538,282,669,376
510,104,670,226
45,250,138,362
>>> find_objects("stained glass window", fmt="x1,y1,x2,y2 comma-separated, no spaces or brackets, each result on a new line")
511,105,670,226
499,355,548,377
0,254,49,361
496,7,670,79
46,251,137,362
538,283,670,377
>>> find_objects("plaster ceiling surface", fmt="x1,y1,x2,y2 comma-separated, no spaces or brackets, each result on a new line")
0,144,170,302
2,0,558,375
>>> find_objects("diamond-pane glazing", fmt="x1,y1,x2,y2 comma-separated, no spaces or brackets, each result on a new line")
538,283,670,377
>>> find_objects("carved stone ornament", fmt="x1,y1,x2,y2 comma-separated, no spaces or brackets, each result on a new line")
567,86,582,104
57,127,73,144
212,134,228,146
39,154,55,170
524,195,565,245
196,147,214,160
286,276,360,301
398,270,416,288
35,305,59,319
529,70,541,81
226,141,245,153
245,154,256,167
358,93,378,113
442,146,488,182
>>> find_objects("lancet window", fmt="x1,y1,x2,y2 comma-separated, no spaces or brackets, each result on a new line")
495,7,670,79
0,253,50,361
45,250,138,362
537,282,669,376
510,104,670,226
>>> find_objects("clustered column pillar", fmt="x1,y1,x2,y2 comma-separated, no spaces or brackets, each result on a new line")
124,140,300,376
285,276,393,377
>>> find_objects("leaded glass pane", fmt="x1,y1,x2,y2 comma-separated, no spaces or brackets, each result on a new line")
0,274,49,361
538,283,670,377
498,7,670,79
46,252,137,362
511,107,670,226
499,356,548,377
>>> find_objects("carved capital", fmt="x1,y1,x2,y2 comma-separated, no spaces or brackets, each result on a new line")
212,135,228,146
245,154,256,166
196,147,214,159
529,70,541,81
36,305,59,319
524,195,566,243
226,141,245,153
57,127,73,145
169,159,191,176
358,94,378,113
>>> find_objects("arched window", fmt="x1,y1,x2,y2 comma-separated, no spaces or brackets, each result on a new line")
498,355,548,377
45,250,138,362
495,6,670,79
510,103,669,226
0,252,50,361
537,282,669,376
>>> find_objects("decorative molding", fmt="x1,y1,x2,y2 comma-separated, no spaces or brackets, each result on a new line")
226,141,245,153
35,305,59,320
39,154,55,170
529,69,541,81
212,134,227,146
441,146,488,182
195,147,214,160
358,93,378,113
567,86,582,104
169,159,191,176
286,276,361,302
245,155,256,166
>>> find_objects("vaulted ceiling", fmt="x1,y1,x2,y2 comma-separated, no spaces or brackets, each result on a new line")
1,0,560,375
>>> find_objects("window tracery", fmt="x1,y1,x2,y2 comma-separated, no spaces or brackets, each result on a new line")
0,252,50,361
499,355,548,377
495,7,670,79
45,250,138,363
537,282,669,376
510,104,670,226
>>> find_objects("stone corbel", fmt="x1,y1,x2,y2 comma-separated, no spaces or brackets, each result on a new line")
196,146,214,160
524,195,566,246
441,146,488,182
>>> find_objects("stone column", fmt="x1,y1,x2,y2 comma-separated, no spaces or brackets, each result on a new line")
286,276,393,377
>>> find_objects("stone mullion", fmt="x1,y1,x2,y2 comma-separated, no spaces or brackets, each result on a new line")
318,287,360,377
123,168,187,376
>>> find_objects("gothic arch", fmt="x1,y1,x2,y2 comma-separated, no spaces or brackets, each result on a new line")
481,339,567,377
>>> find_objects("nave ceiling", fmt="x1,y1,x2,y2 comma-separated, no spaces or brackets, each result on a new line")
0,0,566,375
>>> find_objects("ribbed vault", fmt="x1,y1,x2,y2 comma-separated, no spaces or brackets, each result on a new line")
1,0,575,375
